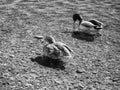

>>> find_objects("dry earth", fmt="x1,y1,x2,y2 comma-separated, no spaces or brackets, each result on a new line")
0,0,120,90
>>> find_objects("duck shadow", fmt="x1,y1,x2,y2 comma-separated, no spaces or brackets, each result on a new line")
31,56,65,70
63,31,101,42
72,31,96,42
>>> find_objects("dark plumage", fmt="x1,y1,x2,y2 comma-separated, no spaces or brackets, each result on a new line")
73,14,82,25
89,20,101,26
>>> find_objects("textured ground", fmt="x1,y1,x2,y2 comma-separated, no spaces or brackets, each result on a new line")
0,0,120,90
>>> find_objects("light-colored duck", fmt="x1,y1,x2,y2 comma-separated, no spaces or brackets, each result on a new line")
35,35,73,59
44,36,73,59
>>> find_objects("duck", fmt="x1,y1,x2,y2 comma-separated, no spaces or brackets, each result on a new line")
72,14,100,34
35,35,73,59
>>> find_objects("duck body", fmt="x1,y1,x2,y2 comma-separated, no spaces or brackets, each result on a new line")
79,20,96,30
53,42,72,58
79,20,98,35
43,43,61,59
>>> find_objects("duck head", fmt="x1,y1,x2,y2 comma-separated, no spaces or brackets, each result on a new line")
73,14,83,25
44,36,55,44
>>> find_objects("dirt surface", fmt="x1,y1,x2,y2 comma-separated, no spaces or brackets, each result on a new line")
0,0,120,90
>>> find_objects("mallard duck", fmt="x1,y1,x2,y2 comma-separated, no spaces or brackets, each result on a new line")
42,36,73,59
73,14,97,31
73,14,103,34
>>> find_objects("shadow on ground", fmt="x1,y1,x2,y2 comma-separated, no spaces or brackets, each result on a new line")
63,31,101,42
31,56,65,70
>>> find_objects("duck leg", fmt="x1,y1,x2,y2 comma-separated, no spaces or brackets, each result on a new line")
73,21,76,30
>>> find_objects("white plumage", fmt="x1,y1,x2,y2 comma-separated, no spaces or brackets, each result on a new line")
79,20,96,32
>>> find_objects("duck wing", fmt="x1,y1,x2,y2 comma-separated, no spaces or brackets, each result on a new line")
62,44,73,53
54,42,72,57
89,19,103,29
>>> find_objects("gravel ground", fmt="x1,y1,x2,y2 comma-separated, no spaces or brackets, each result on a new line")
0,0,120,90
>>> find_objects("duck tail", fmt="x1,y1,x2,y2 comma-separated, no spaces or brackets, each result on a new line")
94,25,102,30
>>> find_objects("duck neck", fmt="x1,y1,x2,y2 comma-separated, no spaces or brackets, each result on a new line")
48,42,54,44
78,16,83,25
47,39,55,44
